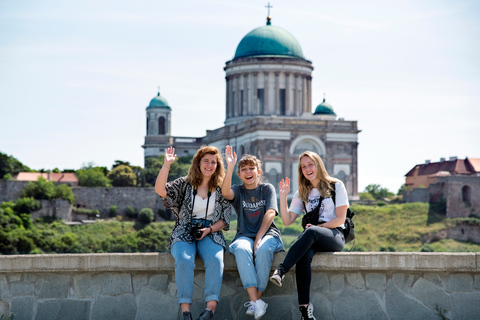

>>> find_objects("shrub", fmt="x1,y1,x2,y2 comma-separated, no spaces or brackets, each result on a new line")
109,205,118,217
76,166,111,187
54,184,75,204
139,208,154,224
14,197,41,214
125,206,138,219
21,177,75,204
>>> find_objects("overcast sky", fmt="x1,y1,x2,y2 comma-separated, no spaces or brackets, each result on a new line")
1,0,479,193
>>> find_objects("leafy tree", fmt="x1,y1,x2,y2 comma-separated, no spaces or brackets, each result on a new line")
143,155,193,186
0,152,31,179
108,165,137,187
363,184,394,200
359,192,375,201
21,177,75,204
76,163,111,187
109,205,118,217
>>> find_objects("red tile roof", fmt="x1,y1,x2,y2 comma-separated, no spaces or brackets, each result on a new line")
15,172,78,183
405,158,478,177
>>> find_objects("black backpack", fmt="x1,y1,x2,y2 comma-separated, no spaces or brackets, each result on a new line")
301,183,356,244
330,183,355,244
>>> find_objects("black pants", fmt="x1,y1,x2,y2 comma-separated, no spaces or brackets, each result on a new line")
279,226,345,305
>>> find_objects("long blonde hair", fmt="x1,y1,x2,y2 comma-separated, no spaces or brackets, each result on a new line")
186,146,225,188
298,151,339,203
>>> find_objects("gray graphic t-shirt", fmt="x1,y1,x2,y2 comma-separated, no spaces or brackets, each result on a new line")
231,183,281,241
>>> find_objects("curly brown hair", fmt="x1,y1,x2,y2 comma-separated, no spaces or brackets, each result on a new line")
186,145,225,188
298,151,339,203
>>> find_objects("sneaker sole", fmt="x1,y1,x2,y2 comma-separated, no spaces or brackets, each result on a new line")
269,276,283,287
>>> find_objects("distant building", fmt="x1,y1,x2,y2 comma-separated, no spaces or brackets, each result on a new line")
14,172,78,187
404,157,480,218
142,14,360,198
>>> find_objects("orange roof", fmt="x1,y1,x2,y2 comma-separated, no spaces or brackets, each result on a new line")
405,158,476,177
466,158,480,173
15,172,78,183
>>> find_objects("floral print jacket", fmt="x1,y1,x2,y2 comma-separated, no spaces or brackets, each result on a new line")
161,177,231,251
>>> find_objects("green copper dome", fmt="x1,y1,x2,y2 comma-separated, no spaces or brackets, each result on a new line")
147,92,170,109
234,22,304,59
314,98,336,116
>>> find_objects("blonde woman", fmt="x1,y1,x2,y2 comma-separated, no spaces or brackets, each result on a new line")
270,151,349,320
155,146,231,320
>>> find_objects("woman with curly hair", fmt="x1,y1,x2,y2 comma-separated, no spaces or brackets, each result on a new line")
155,146,231,320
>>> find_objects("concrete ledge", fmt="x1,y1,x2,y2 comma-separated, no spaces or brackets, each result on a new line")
1,252,478,273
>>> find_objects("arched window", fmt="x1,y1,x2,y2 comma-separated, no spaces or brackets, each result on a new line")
293,140,321,156
337,170,346,184
158,117,165,135
462,185,471,203
268,169,278,189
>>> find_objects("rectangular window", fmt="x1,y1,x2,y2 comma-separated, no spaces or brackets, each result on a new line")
279,89,286,115
257,89,264,115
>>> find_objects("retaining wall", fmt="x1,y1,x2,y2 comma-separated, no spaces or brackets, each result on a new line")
1,252,479,320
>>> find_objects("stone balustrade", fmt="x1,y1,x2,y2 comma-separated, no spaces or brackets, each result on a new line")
1,252,479,320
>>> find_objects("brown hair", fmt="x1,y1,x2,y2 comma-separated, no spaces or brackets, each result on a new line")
186,145,225,188
237,154,264,183
298,151,339,203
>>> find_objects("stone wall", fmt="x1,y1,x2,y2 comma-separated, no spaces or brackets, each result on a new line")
438,176,480,218
72,187,167,220
0,252,479,320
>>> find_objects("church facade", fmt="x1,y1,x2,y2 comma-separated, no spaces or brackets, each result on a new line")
142,16,360,198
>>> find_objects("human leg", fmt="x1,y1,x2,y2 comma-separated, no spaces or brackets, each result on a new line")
171,241,197,308
253,235,283,292
197,235,224,310
229,237,257,290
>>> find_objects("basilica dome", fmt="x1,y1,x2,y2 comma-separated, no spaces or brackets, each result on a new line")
234,18,304,59
147,92,170,109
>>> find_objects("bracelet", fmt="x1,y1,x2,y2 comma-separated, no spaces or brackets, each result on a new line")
208,226,213,233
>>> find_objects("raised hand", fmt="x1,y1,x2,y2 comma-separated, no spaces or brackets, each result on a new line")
225,145,237,168
279,178,290,196
164,146,177,166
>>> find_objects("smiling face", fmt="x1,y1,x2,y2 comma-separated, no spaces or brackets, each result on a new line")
300,155,320,186
239,164,261,189
199,154,218,180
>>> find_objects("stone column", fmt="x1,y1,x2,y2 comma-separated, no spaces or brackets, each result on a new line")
243,74,248,116
294,74,300,116
225,76,231,119
285,72,291,116
307,75,312,114
264,71,269,115
302,75,308,114
274,72,280,115
252,72,258,115
235,75,240,117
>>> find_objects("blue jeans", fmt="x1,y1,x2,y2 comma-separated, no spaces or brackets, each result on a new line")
170,221,224,304
229,235,283,292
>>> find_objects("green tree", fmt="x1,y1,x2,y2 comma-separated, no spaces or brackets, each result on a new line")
0,152,31,179
76,164,111,187
14,197,41,214
142,154,193,186
107,165,137,187
21,177,75,204
364,184,394,200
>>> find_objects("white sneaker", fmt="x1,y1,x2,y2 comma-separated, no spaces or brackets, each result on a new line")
254,299,268,319
244,300,255,316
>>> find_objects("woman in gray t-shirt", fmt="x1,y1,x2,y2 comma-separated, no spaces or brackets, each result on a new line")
222,145,283,320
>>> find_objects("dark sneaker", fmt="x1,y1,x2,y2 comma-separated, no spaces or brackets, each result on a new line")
182,311,193,320
270,268,285,287
196,309,214,320
299,303,316,320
